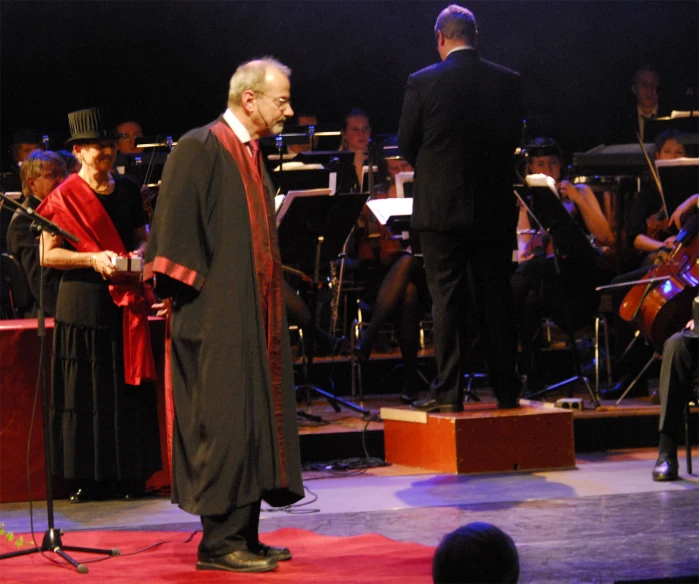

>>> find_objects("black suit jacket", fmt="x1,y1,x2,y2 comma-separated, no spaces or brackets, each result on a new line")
398,49,522,232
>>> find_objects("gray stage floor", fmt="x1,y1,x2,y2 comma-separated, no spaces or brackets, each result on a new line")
1,448,697,583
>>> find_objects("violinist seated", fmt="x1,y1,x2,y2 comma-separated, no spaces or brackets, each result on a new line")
349,147,429,404
652,311,698,482
511,137,614,395
604,131,691,399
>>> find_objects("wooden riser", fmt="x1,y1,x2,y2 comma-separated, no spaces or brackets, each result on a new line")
381,404,576,474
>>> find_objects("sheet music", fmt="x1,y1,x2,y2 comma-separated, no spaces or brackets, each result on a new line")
275,188,333,227
366,198,413,225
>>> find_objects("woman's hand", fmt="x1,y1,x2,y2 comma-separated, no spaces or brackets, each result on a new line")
151,302,169,317
91,250,118,279
559,180,582,204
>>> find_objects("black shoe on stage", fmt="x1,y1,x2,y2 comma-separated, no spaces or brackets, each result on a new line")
69,488,98,504
69,481,108,503
196,550,278,573
410,397,463,413
652,455,679,482
250,542,292,561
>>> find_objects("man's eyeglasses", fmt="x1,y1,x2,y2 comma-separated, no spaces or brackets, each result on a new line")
255,92,292,110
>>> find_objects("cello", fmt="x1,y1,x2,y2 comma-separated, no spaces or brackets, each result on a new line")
618,137,699,349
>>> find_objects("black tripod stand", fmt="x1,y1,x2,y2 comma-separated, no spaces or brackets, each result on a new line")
0,193,119,572
514,178,600,408
277,191,370,418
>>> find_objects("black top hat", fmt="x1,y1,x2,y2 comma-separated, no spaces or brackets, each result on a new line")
65,107,119,147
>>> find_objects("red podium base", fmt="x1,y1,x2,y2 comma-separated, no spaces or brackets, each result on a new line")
381,403,576,474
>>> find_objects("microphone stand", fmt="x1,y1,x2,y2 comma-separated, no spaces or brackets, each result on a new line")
0,192,119,573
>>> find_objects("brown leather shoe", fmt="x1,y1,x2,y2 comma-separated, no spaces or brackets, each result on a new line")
250,542,292,561
196,550,278,572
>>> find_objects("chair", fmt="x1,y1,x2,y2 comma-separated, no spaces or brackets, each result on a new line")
0,252,32,319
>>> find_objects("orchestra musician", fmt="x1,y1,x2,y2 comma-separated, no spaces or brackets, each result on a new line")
6,150,67,317
604,130,691,399
338,107,372,193
616,66,669,143
350,144,428,404
512,138,614,395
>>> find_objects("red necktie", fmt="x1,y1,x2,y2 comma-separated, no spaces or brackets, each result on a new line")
248,139,261,177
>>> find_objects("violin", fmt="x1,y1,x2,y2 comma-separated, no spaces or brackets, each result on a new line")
357,188,405,266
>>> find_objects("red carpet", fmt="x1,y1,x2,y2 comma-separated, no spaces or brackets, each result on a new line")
2,527,434,583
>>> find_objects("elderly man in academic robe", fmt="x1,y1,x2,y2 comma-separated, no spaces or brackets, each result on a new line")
144,58,303,574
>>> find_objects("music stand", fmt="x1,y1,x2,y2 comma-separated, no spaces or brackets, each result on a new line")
517,175,600,407
277,191,370,417
656,157,699,214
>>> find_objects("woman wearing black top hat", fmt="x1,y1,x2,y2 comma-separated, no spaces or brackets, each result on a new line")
38,107,161,502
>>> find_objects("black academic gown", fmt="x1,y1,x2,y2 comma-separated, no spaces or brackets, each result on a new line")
145,121,303,517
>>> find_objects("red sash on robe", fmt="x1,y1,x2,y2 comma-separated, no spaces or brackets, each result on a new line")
37,173,156,386
210,120,289,488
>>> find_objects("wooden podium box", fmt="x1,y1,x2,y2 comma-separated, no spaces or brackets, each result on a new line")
381,404,575,474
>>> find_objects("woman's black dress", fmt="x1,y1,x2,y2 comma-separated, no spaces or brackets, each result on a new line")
50,175,161,481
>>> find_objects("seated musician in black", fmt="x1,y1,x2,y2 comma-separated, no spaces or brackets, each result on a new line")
511,138,614,395
653,313,698,482
6,150,67,316
605,131,690,398
350,146,428,404
336,108,372,194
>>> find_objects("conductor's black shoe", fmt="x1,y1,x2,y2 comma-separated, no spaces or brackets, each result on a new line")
196,551,278,573
652,455,679,482
250,542,292,561
411,397,463,413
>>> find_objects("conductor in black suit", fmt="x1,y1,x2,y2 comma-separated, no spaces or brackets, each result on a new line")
398,4,523,412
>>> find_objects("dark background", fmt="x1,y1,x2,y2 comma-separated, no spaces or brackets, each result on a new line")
1,0,698,163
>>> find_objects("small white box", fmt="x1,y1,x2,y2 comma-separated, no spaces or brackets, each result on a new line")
112,256,143,273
